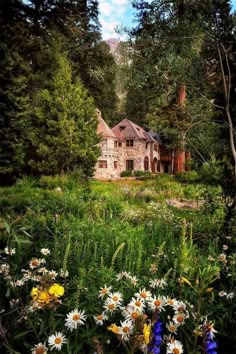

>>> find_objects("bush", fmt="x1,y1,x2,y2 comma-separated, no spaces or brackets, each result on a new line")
134,170,151,177
120,170,133,177
175,171,200,183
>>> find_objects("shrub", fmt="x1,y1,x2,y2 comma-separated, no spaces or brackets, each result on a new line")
120,170,133,177
175,171,200,183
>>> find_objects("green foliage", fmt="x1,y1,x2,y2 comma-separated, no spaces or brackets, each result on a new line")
0,177,235,352
120,170,133,177
29,47,100,177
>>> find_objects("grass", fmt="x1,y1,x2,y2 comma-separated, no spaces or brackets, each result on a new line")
0,175,235,353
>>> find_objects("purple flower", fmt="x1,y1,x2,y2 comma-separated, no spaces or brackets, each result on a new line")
148,317,164,354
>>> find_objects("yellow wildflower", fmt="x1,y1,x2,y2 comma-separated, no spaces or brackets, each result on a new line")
31,287,39,300
38,290,50,304
107,323,120,334
143,323,151,345
49,283,64,298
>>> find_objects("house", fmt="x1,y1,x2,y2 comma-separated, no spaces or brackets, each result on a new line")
94,109,189,180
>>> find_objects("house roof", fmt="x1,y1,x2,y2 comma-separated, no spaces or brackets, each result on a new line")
112,119,156,142
96,109,117,138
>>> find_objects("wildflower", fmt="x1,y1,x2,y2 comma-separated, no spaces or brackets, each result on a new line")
218,254,227,263
48,332,67,351
60,269,69,278
4,247,16,255
135,288,152,301
149,278,167,289
218,290,226,297
40,248,50,256
147,296,166,312
173,301,187,313
98,285,112,298
48,270,58,279
143,323,151,345
31,342,48,354
202,321,218,354
116,271,130,281
37,267,48,274
65,309,87,331
38,291,51,304
108,323,120,334
31,287,40,301
29,258,42,269
173,312,188,325
148,316,164,354
165,297,177,307
166,321,179,334
94,312,108,325
108,291,123,304
103,299,118,313
129,275,139,285
120,319,134,341
222,245,228,251
128,297,145,312
49,283,64,298
166,339,183,354
226,292,234,299
208,255,215,261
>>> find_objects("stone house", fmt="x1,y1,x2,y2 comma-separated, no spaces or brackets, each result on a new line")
94,110,189,180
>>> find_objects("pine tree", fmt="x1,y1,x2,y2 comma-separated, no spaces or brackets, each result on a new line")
29,44,100,176
0,0,32,183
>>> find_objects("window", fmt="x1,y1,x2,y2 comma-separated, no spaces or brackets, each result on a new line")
98,160,107,168
154,144,158,152
144,157,149,171
114,141,118,148
119,126,126,130
126,160,134,171
118,142,122,147
146,142,148,149
114,161,117,169
126,139,134,147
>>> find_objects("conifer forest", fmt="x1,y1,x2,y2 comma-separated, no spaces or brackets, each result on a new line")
0,1,236,353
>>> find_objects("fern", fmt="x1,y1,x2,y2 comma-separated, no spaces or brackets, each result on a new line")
111,242,125,270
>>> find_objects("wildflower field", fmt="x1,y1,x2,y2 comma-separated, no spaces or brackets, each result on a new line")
0,174,235,354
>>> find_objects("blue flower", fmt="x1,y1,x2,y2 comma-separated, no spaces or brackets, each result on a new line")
148,317,164,354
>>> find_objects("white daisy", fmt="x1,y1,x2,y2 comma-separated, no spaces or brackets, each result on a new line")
173,301,187,313
173,312,188,325
129,275,139,285
166,321,180,334
48,270,58,279
147,296,166,312
128,297,145,312
65,309,87,331
122,304,143,321
119,319,134,341
94,312,108,325
31,342,48,354
4,247,16,255
135,288,152,301
29,258,42,269
149,278,167,289
60,269,69,278
48,332,67,351
98,285,112,298
108,291,123,304
40,248,50,256
103,298,119,313
166,339,183,354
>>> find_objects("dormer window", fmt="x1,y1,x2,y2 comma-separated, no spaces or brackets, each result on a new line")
119,126,126,130
126,139,134,147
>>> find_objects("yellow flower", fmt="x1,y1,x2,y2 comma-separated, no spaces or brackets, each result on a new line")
38,290,50,304
31,287,39,300
107,323,120,334
49,283,64,298
143,323,151,345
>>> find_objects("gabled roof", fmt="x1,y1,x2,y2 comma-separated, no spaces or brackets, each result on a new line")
112,118,156,142
96,109,116,138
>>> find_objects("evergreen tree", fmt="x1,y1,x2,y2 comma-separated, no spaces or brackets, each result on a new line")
29,46,100,176
0,0,32,183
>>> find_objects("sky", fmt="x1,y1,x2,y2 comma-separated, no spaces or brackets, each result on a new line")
99,0,236,40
